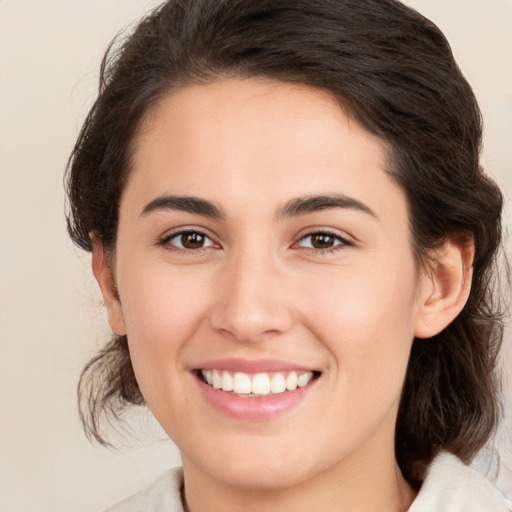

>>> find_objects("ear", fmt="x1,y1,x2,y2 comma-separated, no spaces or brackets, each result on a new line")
414,233,474,339
91,234,127,336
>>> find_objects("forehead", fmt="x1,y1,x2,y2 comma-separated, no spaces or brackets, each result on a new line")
125,78,406,226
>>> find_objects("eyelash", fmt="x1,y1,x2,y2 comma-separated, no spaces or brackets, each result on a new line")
293,229,353,254
158,229,353,255
158,229,218,254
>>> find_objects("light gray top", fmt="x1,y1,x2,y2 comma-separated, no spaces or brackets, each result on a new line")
408,452,511,511
104,452,512,511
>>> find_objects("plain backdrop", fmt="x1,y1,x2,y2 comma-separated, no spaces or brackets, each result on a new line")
1,1,511,511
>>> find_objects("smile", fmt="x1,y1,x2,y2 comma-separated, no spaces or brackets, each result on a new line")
200,369,316,396
194,359,322,420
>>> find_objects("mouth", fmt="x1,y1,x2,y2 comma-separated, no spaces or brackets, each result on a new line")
196,369,321,397
193,359,322,419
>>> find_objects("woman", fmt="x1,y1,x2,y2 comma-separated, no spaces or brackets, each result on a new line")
66,0,511,510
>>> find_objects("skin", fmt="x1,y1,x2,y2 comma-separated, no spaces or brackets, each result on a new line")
93,78,474,512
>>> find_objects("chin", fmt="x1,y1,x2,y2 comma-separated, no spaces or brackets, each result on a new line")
205,458,313,492
182,432,332,492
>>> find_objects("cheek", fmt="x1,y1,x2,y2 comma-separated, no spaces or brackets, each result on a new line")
115,262,219,424
116,260,213,377
301,255,418,398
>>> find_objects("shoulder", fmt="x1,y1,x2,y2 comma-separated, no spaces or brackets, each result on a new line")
100,456,512,512
409,452,512,512
102,467,185,512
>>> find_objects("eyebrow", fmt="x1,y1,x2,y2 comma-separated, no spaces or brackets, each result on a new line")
277,194,376,219
140,193,376,220
140,195,225,219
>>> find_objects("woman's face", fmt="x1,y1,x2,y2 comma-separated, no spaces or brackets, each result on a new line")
103,78,431,489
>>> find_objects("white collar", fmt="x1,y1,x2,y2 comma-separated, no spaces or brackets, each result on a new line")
409,451,512,511
105,453,512,511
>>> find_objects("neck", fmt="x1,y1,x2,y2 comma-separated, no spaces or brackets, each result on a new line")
181,440,417,512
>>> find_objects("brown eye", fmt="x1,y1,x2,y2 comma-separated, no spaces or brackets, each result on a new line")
296,231,350,251
164,230,216,250
310,233,336,249
181,232,206,249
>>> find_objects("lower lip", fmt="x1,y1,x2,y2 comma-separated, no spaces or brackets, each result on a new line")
195,374,318,421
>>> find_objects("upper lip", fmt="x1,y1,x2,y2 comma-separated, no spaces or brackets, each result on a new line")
194,358,320,374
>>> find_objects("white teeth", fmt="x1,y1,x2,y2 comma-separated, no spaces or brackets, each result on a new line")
270,373,286,394
298,372,313,387
212,370,221,389
201,369,316,396
221,371,233,391
252,373,271,395
233,372,252,394
286,372,298,391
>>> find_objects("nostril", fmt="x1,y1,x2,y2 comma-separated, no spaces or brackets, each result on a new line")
209,304,295,344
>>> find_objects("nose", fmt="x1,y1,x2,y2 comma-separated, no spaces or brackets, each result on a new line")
209,250,294,343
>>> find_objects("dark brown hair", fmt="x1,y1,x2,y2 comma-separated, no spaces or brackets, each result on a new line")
66,0,505,487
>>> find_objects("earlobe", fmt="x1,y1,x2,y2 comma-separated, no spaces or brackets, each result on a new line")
90,234,127,336
414,234,474,339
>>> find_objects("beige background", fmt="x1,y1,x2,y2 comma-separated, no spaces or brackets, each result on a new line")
1,1,511,510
